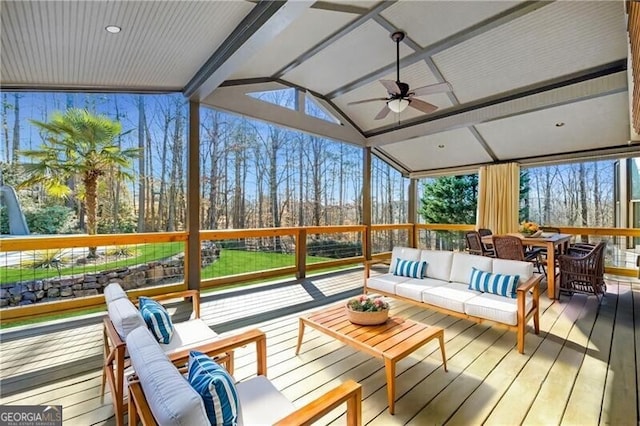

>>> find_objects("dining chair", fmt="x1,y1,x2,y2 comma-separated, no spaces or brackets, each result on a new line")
492,235,546,276
557,242,606,301
465,231,495,257
477,228,494,251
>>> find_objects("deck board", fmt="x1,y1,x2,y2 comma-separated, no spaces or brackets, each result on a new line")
0,269,639,425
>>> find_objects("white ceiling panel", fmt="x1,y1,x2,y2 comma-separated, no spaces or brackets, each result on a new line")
0,1,253,89
381,1,522,48
230,8,355,80
432,1,628,103
282,20,413,94
379,128,493,171
476,92,630,160
333,61,455,131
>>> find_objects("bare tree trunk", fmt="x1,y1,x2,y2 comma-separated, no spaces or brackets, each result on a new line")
338,144,345,224
158,107,171,231
543,166,552,224
579,163,588,241
137,96,146,232
84,172,99,257
298,138,304,226
2,93,9,162
167,101,184,232
12,94,20,163
593,162,601,227
144,104,154,230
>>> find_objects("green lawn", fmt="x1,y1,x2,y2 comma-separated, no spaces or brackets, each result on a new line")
202,249,331,278
1,242,185,285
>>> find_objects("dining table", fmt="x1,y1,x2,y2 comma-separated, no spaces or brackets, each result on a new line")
482,232,572,300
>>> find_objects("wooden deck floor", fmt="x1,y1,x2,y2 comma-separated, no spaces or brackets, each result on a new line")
1,267,639,425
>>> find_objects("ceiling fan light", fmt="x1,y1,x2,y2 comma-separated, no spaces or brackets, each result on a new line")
388,98,409,113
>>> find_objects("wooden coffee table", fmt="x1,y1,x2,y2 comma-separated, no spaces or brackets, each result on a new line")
296,304,447,414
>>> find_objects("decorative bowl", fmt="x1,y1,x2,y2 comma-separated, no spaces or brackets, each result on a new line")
521,230,543,238
346,306,389,325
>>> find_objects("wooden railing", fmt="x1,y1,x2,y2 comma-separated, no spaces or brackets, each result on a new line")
0,224,638,323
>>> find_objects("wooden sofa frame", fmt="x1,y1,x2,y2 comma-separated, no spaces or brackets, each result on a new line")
101,289,232,425
127,329,363,426
364,258,543,354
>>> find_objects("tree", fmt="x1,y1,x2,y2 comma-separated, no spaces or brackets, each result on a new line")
19,108,139,257
420,175,478,225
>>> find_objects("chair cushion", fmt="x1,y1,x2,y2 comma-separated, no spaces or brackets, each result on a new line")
139,297,174,344
395,278,446,301
449,252,493,284
104,283,128,304
422,282,481,312
161,319,219,355
388,247,422,273
236,376,295,426
464,292,534,326
420,250,454,281
492,258,533,281
367,274,410,294
468,267,520,298
126,327,209,426
107,297,145,340
393,259,427,279
188,351,239,426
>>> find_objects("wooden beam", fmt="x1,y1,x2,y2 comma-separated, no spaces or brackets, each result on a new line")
363,147,372,261
187,100,201,290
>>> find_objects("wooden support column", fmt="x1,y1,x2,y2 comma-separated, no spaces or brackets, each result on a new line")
363,147,372,260
296,228,307,279
408,178,418,248
186,100,201,291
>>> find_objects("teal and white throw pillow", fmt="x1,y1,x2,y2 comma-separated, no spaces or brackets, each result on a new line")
469,267,520,298
138,296,174,344
393,258,428,279
188,351,239,426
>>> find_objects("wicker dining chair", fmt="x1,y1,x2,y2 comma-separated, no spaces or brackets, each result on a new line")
478,228,494,250
557,241,606,301
492,235,546,275
465,231,495,257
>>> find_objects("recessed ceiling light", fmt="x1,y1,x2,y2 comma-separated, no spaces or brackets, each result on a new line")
105,25,121,34
555,122,565,127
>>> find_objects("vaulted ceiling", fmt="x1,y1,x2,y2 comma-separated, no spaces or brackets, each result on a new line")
1,1,637,177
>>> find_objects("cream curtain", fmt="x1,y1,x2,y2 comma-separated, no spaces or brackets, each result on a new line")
477,163,520,234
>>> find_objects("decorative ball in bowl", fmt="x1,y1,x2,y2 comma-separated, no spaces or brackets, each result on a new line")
519,221,541,238
346,295,389,325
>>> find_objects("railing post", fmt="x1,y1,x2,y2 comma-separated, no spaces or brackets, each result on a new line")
296,228,307,279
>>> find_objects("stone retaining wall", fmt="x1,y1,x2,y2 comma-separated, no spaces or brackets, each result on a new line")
1,259,185,308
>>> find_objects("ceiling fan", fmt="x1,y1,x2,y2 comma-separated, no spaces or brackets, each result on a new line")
348,31,452,120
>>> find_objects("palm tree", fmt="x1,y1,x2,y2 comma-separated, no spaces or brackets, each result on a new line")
19,108,140,257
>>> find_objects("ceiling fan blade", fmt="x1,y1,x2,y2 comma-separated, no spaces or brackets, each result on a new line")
348,98,388,105
411,82,452,97
374,104,391,120
379,80,401,95
408,98,438,114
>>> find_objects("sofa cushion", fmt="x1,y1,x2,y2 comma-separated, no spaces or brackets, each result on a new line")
188,351,239,426
236,376,295,426
449,253,493,284
422,282,481,312
469,267,520,298
161,319,219,355
104,283,128,304
126,327,209,426
107,297,145,340
420,250,454,281
393,259,427,279
388,247,422,273
492,258,534,281
139,297,174,344
367,274,410,294
396,278,447,302
464,292,534,326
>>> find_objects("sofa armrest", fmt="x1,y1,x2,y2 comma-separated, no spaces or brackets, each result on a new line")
273,379,362,426
364,255,392,279
167,328,267,376
516,274,542,295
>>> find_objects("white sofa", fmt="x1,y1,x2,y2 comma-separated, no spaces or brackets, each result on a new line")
365,247,543,354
